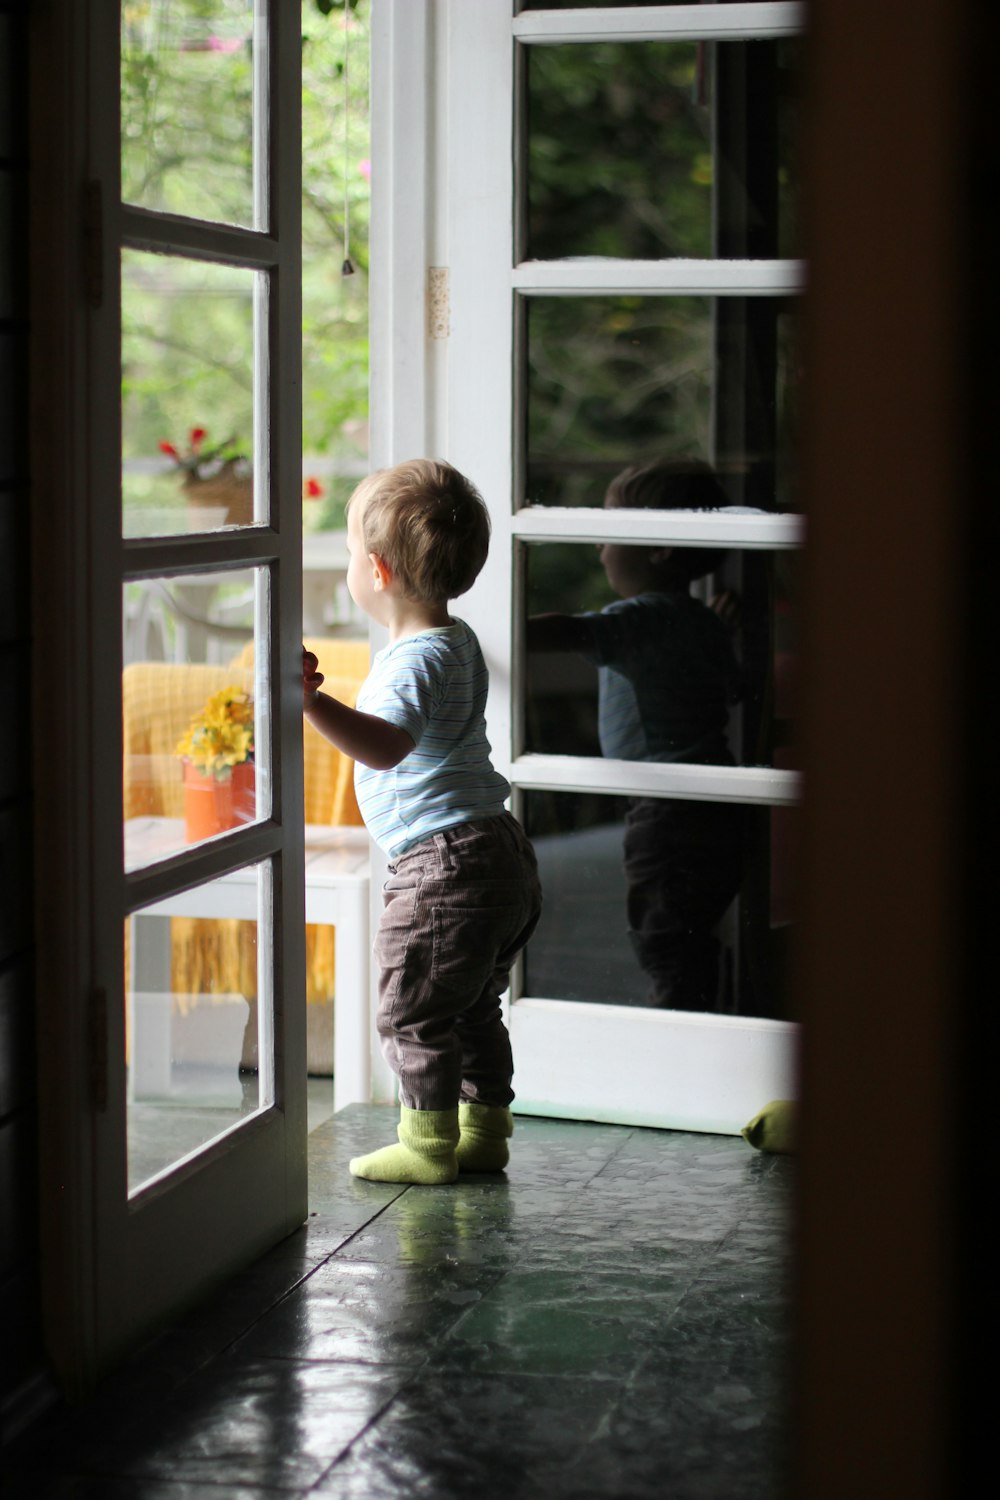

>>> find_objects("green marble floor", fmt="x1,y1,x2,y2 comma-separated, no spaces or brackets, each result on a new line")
3,1105,793,1499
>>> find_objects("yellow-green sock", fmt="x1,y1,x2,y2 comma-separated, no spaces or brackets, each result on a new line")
455,1101,513,1172
349,1105,460,1185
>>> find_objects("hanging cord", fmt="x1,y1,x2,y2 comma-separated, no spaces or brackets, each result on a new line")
341,1,355,276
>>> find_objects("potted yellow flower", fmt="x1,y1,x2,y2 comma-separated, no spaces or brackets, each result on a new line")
175,686,255,842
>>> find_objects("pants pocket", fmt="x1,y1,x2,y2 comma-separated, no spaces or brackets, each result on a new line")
374,889,418,972
430,904,527,995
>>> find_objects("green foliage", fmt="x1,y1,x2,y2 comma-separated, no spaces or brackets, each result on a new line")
121,0,370,527
527,296,713,509
527,42,713,262
121,1,256,224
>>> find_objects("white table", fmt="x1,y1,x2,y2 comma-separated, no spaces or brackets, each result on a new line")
125,821,371,1112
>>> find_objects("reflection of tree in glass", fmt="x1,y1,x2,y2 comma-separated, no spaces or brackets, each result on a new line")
527,42,712,261
527,37,800,263
527,297,712,508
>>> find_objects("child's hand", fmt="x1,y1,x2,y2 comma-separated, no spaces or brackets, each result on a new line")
302,646,324,710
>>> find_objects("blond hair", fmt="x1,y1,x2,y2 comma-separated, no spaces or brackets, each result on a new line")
348,459,490,604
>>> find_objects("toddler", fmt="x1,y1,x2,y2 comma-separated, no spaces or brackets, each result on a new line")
303,459,542,1184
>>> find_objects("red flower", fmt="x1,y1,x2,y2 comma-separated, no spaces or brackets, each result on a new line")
304,477,324,499
158,429,244,478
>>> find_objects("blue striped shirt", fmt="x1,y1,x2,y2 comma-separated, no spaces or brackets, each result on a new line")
354,619,510,856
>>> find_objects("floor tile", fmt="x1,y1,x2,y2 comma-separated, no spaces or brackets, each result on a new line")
652,1274,791,1363
333,1182,585,1270
598,1376,787,1499
313,1361,787,1500
2,1479,291,1499
41,1360,408,1495
310,1373,625,1500
232,1259,504,1367
307,1107,407,1218
431,1266,696,1380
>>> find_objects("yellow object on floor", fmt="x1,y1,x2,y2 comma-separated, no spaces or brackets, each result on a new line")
741,1099,798,1154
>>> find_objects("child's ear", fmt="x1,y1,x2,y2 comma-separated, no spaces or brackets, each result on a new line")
369,552,393,591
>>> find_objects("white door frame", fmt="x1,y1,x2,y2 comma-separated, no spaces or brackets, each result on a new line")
369,0,802,1128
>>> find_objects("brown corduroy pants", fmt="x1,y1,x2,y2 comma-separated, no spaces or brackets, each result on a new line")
375,813,542,1111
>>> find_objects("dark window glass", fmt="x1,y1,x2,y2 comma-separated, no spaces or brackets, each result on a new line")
525,39,800,261
524,542,798,770
524,296,801,511
523,790,794,1019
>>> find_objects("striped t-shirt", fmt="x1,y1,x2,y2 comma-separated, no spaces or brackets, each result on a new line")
354,619,510,857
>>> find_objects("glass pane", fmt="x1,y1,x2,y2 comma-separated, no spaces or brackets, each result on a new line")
122,250,262,537
523,791,794,1020
126,861,272,1194
525,39,799,260
123,568,268,870
121,0,258,228
525,542,799,769
524,295,801,511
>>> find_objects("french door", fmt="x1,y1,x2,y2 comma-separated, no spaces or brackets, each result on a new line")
371,0,802,1130
35,0,307,1389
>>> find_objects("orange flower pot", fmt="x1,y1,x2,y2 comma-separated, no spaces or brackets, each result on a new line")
183,760,256,843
